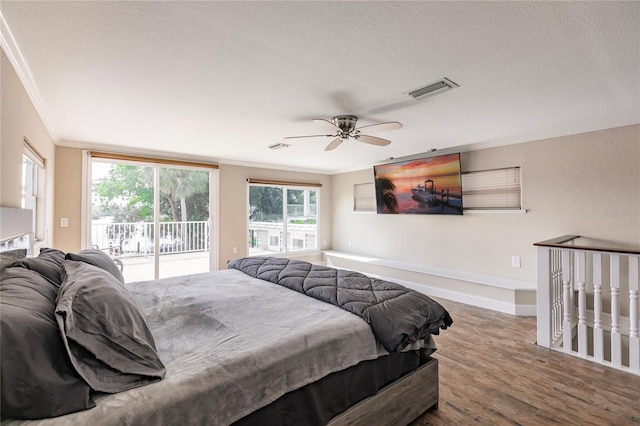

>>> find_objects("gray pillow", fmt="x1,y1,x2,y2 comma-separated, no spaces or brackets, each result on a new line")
65,249,124,283
0,248,27,272
56,260,165,393
11,248,66,286
0,267,94,420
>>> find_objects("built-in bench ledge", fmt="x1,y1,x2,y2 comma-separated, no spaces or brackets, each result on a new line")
322,250,536,316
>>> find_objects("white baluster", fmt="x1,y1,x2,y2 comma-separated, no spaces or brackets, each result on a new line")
593,253,604,363
551,249,557,341
629,255,639,373
553,249,562,343
610,254,622,367
562,250,573,353
577,252,587,357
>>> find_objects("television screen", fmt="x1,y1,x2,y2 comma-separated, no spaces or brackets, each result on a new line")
373,153,463,215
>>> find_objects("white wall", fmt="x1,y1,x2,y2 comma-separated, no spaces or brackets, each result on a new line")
331,125,640,283
1,50,55,245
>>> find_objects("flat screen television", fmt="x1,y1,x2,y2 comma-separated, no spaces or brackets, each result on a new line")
373,153,463,215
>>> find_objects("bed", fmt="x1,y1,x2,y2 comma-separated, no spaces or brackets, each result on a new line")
0,246,452,425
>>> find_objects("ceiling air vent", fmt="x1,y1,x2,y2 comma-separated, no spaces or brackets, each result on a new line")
408,78,459,100
268,143,291,150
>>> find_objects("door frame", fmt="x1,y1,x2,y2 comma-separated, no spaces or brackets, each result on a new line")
82,150,219,279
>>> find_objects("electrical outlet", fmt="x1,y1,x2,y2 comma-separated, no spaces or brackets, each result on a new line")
511,256,521,268
232,247,237,254
60,218,69,227
348,240,352,247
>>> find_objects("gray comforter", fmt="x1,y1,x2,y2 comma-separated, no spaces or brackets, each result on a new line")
228,257,453,352
2,269,389,426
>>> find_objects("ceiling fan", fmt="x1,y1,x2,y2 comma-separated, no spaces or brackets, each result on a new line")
285,115,402,151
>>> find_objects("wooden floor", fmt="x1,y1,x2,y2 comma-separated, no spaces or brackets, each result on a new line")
410,299,640,426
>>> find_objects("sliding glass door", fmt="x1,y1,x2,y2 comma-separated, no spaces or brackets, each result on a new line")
91,161,155,281
88,155,217,282
157,166,211,279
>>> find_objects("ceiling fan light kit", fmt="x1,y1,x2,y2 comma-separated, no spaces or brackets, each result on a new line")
409,77,459,100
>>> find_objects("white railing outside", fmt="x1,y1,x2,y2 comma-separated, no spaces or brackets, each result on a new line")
536,236,640,376
287,203,317,218
92,220,209,256
248,221,318,254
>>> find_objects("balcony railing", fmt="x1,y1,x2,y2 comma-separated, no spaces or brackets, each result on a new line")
92,220,209,256
287,203,317,218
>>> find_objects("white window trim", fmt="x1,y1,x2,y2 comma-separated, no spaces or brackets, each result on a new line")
22,139,45,240
82,150,220,274
463,209,527,214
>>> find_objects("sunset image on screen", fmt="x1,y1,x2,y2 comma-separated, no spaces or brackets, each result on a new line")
373,153,462,215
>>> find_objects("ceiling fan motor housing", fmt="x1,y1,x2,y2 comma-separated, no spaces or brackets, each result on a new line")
332,115,358,136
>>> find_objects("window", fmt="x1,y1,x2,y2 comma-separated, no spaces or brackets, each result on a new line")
22,140,45,239
461,167,522,210
353,183,376,212
248,180,320,255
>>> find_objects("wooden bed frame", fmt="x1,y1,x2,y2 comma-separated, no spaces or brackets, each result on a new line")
328,357,439,425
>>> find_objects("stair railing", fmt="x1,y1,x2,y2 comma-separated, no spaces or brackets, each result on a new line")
535,236,639,376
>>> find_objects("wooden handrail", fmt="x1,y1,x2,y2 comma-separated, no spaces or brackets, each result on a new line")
534,235,640,255
534,235,580,246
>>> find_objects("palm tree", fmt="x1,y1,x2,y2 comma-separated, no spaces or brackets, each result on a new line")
141,168,208,222
375,176,398,213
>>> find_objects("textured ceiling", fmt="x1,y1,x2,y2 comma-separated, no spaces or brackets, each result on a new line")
1,1,639,173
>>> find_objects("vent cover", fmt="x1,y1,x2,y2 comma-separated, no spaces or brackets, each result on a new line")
409,78,459,100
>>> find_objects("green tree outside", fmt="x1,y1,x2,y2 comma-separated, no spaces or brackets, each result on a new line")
94,164,210,223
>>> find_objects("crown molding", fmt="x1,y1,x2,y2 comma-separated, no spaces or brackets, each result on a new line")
0,11,58,141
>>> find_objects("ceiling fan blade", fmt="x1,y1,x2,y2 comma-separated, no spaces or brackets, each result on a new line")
355,121,403,133
284,134,334,139
313,119,341,132
357,134,391,146
325,138,343,151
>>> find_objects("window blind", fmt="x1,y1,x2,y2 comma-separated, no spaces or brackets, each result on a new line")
89,151,218,169
246,178,321,188
23,138,45,168
461,167,521,210
353,183,376,212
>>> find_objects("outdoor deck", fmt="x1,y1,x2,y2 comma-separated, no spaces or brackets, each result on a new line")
120,248,276,282
120,251,211,283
